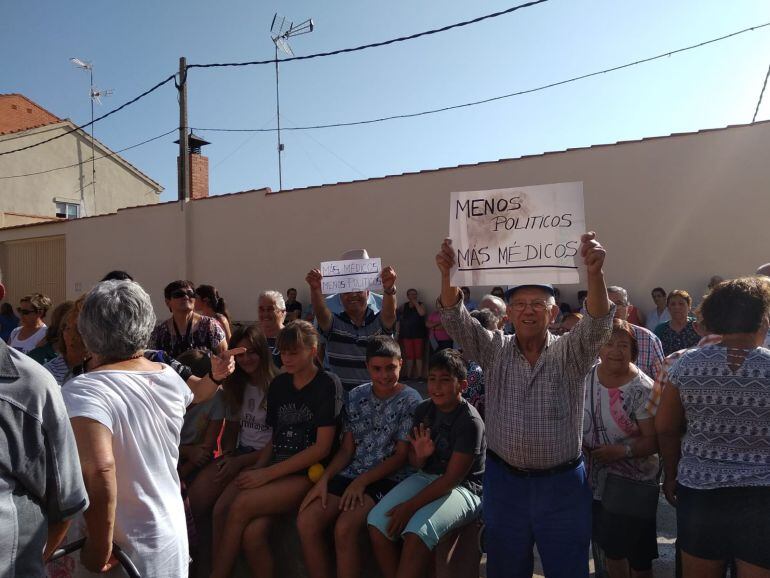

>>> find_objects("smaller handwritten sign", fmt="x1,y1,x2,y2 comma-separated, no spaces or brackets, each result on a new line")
320,258,383,295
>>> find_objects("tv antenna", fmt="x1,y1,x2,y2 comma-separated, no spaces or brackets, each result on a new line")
270,14,314,190
70,57,113,214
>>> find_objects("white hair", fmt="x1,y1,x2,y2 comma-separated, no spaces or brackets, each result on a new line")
259,290,286,311
606,286,629,305
78,280,156,360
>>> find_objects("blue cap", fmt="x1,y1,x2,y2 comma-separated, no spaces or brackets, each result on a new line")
504,284,556,303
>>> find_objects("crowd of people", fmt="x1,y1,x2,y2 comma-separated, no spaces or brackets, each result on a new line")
0,235,768,578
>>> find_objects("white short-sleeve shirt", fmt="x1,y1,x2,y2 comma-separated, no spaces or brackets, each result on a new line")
62,365,193,578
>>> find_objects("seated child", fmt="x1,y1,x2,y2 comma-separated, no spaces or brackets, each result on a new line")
185,324,278,576
210,320,339,578
367,349,486,578
297,335,422,578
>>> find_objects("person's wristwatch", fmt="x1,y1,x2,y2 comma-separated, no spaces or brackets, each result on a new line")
384,286,397,296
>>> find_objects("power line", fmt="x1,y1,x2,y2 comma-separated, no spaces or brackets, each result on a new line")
752,61,770,123
187,0,549,69
0,75,176,157
0,128,178,179
191,21,770,134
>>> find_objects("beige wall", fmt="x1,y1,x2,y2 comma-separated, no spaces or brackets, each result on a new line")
0,121,768,321
0,123,161,221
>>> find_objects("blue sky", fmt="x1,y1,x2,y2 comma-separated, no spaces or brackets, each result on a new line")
2,1,769,201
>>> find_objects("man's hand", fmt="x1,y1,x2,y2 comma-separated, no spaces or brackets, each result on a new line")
590,444,626,464
299,477,329,512
436,238,455,278
340,478,367,511
306,269,323,292
211,347,246,382
580,232,606,275
381,266,397,292
410,424,435,461
386,501,417,538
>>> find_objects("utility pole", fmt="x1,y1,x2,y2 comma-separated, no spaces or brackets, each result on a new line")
274,44,283,191
178,57,190,203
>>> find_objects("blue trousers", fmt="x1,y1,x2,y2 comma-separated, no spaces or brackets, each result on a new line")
483,457,592,578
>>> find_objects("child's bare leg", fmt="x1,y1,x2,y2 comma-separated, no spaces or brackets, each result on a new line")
335,499,374,578
297,495,342,578
211,479,240,553
210,476,312,578
396,533,432,578
242,516,273,578
368,525,401,578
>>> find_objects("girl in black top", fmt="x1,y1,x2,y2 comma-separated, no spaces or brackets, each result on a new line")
211,321,338,578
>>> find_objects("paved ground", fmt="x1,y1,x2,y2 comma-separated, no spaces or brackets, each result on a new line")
404,379,678,578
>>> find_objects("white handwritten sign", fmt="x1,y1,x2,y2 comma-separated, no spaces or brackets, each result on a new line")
320,258,383,295
449,182,585,286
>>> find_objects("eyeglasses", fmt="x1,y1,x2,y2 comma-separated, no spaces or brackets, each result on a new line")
510,300,550,312
258,306,281,313
170,289,196,299
17,308,38,315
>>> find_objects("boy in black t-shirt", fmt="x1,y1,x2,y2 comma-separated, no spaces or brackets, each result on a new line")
367,349,485,578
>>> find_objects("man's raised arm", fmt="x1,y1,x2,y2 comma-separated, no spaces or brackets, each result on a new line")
306,269,333,332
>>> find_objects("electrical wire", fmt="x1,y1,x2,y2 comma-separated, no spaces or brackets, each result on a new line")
186,0,549,70
190,21,770,134
0,75,177,157
0,128,178,179
752,61,770,123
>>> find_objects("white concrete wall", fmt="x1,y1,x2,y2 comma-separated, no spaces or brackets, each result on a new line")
0,123,160,219
0,121,768,322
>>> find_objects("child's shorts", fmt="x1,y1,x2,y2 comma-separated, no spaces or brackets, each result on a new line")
327,474,398,503
367,471,481,550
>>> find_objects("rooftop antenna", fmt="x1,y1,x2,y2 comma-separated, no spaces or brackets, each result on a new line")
270,14,314,191
70,57,113,215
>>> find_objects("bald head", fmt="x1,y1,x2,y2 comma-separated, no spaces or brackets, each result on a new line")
756,263,770,277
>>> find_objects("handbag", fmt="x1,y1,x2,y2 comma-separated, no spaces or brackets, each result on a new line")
589,367,659,520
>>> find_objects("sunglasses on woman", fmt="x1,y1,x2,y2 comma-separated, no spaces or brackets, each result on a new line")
169,289,196,299
17,308,38,315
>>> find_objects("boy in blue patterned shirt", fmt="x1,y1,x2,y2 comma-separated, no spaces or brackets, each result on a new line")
297,335,421,578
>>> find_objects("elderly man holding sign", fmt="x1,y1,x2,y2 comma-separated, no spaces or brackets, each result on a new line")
307,259,398,392
435,231,614,578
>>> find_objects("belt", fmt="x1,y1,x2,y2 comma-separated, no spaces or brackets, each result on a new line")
487,449,583,478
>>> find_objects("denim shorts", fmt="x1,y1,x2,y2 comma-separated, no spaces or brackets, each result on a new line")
366,471,481,550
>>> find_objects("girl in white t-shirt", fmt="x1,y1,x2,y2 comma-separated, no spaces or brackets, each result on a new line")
185,324,277,573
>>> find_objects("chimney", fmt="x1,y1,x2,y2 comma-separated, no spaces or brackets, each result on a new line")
175,132,210,199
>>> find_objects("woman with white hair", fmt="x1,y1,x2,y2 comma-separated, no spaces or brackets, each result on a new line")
258,290,287,367
61,281,193,577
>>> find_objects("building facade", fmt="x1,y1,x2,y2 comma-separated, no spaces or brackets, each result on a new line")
0,94,162,226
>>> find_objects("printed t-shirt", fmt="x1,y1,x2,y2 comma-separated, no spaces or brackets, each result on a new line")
180,388,227,446
62,365,192,578
266,370,338,463
238,383,272,450
412,399,486,494
341,382,422,480
266,336,283,368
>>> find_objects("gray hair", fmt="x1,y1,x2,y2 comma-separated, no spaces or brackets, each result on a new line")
606,285,628,305
259,290,286,311
78,280,156,360
479,294,506,318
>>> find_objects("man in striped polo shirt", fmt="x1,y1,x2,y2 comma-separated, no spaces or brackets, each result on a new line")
306,265,397,392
